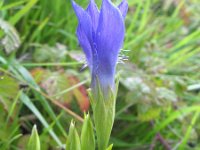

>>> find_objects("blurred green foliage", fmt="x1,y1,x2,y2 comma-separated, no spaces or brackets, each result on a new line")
0,0,200,149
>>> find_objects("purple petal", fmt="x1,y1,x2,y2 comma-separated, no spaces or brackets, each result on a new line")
76,26,93,69
93,0,125,93
71,0,93,68
118,0,128,18
86,0,100,32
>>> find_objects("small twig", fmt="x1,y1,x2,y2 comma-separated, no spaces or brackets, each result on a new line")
156,133,172,150
149,134,157,150
150,121,172,150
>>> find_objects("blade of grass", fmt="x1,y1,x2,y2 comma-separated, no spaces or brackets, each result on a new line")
169,29,200,54
6,90,21,123
52,79,89,98
21,62,82,67
41,111,67,140
143,106,200,142
169,47,200,67
126,0,143,38
20,92,63,147
29,17,50,42
138,0,151,32
0,57,84,123
179,111,199,149
1,0,26,11
9,0,38,25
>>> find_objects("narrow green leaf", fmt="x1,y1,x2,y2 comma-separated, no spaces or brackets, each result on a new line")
81,114,95,150
20,93,62,147
143,106,200,142
90,81,117,150
1,0,26,11
66,121,81,150
30,17,50,42
138,0,150,32
0,0,4,10
126,0,142,38
9,0,38,25
28,125,40,150
180,111,199,149
106,144,113,150
0,58,67,140
10,60,67,138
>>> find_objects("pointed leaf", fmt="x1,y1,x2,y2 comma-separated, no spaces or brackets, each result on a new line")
106,144,113,150
27,125,40,150
66,121,81,150
90,83,117,150
81,114,95,150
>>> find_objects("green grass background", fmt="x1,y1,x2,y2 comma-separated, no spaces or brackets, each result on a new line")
0,0,200,149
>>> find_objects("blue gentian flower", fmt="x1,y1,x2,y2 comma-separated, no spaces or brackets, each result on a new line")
72,0,128,97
